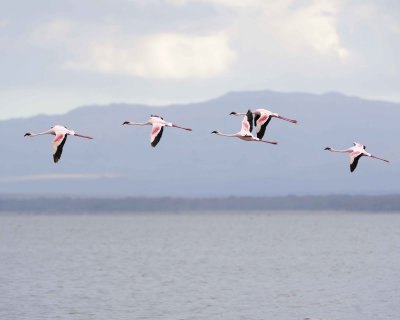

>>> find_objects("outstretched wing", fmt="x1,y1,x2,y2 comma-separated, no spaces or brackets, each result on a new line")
254,113,260,128
151,115,164,120
241,110,253,133
247,110,253,132
150,124,164,147
255,114,272,139
349,151,363,172
52,133,67,163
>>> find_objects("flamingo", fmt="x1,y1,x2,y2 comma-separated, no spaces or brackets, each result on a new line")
122,115,192,147
230,108,297,139
212,110,278,145
24,125,94,163
324,142,389,172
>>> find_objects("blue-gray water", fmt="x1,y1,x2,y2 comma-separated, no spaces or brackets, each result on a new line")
1,212,399,320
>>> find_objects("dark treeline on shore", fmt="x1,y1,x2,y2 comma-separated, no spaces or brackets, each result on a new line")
0,195,400,213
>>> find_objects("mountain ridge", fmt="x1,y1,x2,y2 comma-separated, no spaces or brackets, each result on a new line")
4,89,399,123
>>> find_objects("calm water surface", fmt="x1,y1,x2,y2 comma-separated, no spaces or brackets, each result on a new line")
1,212,399,320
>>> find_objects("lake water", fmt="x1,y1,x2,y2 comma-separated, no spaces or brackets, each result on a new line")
1,212,399,320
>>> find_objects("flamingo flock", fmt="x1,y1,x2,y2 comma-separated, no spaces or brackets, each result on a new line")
24,106,390,172
229,108,297,139
212,110,277,145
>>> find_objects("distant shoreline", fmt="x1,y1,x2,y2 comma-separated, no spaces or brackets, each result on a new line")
1,195,400,213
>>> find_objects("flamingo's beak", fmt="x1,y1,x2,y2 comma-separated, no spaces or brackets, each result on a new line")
24,133,31,137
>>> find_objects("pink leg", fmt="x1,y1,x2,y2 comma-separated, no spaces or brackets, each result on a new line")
172,124,192,131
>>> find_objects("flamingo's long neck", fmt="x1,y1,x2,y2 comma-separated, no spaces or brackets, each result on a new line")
215,132,237,137
127,121,149,126
233,112,247,116
328,148,352,153
29,130,53,137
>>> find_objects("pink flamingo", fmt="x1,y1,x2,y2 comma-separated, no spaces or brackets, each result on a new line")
24,125,93,163
123,115,192,147
324,142,389,172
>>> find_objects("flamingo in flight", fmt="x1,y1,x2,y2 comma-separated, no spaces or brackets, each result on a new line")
230,108,297,139
324,142,389,172
123,115,192,147
24,125,94,163
212,110,278,145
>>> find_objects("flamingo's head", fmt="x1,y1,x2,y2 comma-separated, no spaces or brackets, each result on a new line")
211,130,219,134
229,112,237,115
324,147,332,151
122,121,130,125
24,133,32,137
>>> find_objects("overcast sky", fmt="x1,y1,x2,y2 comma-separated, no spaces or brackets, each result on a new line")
0,0,399,119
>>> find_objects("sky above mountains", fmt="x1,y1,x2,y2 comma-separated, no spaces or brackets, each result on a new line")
1,0,399,119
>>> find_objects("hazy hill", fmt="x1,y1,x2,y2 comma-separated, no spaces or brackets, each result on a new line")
0,90,399,197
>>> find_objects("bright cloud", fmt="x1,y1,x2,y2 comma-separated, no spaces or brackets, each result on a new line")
271,0,350,59
169,0,270,8
66,32,236,79
170,0,349,59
